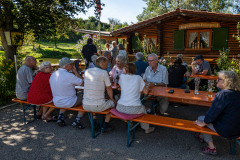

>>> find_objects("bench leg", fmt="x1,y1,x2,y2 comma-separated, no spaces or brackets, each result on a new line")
229,139,237,155
88,113,103,139
127,121,140,147
22,104,37,124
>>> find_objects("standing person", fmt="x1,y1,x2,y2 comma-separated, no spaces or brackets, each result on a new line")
82,38,98,68
143,53,169,114
105,43,110,51
83,56,116,132
168,58,187,89
116,63,155,133
194,71,240,155
16,56,38,100
134,52,148,77
188,54,211,89
50,57,85,128
27,61,55,121
111,41,118,66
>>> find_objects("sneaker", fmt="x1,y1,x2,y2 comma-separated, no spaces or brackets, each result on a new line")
101,125,113,133
57,119,66,127
72,120,85,129
145,127,155,134
202,147,217,155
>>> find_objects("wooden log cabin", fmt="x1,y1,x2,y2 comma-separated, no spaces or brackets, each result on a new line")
110,8,240,64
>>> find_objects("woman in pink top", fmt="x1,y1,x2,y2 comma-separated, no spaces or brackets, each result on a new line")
109,55,126,83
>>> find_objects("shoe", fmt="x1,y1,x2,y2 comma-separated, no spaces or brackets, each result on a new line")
202,147,217,155
195,132,204,143
72,120,85,129
101,125,113,133
145,127,155,134
57,119,66,127
37,115,42,119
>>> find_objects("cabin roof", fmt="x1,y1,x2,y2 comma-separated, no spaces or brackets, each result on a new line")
111,8,240,36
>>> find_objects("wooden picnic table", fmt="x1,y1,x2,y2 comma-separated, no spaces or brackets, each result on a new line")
148,86,216,107
190,74,218,80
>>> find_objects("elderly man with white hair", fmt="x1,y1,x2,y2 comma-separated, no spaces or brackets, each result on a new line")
143,53,169,114
50,57,84,128
134,52,148,77
16,56,38,100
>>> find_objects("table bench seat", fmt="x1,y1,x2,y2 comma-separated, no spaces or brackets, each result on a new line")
12,98,240,154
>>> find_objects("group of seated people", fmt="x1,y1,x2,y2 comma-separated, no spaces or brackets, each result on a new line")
16,50,240,155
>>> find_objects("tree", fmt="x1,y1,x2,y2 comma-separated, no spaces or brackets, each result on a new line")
0,0,102,60
137,0,240,21
108,18,128,31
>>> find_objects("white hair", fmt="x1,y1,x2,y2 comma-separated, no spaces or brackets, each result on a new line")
116,55,126,64
40,61,51,71
136,52,144,60
91,55,98,64
147,53,158,60
25,56,35,62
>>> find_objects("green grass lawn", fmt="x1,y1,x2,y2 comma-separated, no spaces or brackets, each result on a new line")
0,42,84,64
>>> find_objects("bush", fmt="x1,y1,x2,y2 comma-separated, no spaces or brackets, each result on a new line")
0,56,16,105
216,49,240,76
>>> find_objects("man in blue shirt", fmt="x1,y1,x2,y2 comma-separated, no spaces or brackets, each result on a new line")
134,52,148,77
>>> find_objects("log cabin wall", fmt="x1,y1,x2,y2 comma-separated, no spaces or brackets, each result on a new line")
160,17,240,63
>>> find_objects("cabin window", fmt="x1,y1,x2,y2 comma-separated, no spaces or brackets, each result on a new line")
186,29,212,50
173,28,228,51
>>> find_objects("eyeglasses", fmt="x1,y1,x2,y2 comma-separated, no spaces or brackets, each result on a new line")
217,78,223,82
147,59,157,63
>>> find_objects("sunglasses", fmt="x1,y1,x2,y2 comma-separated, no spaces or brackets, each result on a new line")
217,78,223,82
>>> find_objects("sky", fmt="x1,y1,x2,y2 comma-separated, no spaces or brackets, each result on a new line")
76,0,147,24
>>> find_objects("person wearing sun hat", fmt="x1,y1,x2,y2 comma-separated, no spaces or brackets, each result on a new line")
50,57,85,129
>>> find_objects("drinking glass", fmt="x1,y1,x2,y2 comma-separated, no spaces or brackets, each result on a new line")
208,80,213,97
194,77,200,95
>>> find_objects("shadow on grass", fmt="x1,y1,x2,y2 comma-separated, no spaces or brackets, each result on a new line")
37,48,71,58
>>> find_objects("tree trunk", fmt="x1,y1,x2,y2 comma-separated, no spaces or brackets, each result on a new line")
54,37,57,48
0,28,16,60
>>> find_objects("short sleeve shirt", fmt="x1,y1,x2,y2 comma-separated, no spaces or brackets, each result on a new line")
118,74,145,106
109,65,125,80
143,64,168,84
198,60,211,75
83,67,111,106
49,68,83,108
16,65,33,100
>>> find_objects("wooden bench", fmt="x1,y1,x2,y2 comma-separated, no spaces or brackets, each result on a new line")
12,98,110,138
111,113,240,154
12,98,240,154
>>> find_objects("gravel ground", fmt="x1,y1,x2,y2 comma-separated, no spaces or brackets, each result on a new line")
0,103,239,160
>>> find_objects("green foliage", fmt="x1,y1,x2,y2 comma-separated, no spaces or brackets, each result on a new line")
137,0,240,21
216,48,240,76
134,32,160,59
0,57,16,105
159,52,172,69
233,22,240,47
216,49,230,71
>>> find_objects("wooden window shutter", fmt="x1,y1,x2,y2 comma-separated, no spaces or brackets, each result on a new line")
212,28,228,50
132,36,139,50
173,30,185,50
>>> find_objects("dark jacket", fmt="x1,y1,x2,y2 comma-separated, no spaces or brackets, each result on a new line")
82,44,97,63
134,60,148,76
204,89,240,139
168,64,187,87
